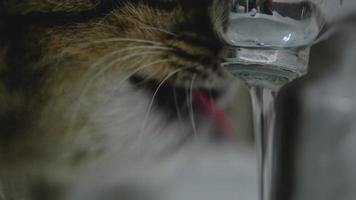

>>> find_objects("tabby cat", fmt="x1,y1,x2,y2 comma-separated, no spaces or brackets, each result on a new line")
0,0,241,199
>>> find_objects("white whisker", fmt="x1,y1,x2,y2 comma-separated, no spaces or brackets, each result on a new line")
140,68,185,136
87,60,170,130
206,81,216,114
139,25,177,37
67,50,167,135
111,8,177,36
59,45,168,83
76,38,166,47
173,87,184,125
104,59,169,103
189,74,198,137
92,22,117,30
79,45,172,79
92,51,162,80
77,50,163,105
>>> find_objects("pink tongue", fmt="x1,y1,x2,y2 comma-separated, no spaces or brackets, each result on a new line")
193,91,234,137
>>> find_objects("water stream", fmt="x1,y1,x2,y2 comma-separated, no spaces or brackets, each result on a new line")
249,86,277,200
221,1,326,199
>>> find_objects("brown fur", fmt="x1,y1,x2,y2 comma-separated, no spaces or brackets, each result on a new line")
0,0,231,199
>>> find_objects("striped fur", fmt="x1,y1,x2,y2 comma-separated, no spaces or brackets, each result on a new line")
0,1,235,199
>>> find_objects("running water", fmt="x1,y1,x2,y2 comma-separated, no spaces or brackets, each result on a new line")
221,1,320,199
249,86,277,200
220,0,354,200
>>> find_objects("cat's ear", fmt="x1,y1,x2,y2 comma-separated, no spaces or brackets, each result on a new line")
2,0,101,15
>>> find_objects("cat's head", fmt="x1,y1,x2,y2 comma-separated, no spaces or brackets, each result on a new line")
2,0,235,128
1,1,240,199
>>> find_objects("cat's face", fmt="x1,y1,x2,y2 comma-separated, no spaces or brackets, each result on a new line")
2,0,232,129
1,0,236,199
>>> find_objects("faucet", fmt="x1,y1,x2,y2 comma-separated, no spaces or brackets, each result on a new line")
219,1,327,200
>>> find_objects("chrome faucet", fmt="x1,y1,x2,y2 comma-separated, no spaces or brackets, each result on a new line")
219,1,327,200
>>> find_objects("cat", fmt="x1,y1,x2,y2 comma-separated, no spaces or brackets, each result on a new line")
0,0,245,199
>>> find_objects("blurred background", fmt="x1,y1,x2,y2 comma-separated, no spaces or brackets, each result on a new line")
276,13,356,200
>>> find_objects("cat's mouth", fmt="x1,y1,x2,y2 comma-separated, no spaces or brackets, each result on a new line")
130,76,233,136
